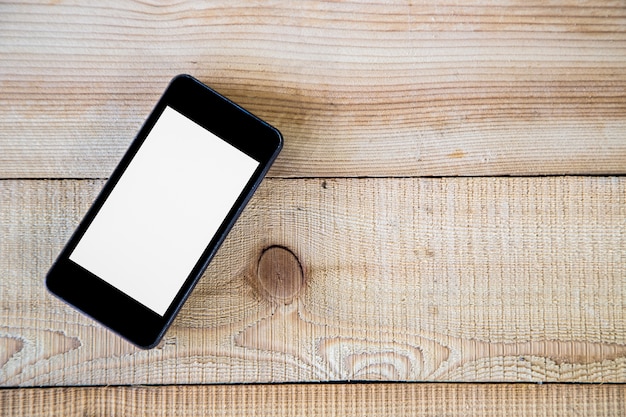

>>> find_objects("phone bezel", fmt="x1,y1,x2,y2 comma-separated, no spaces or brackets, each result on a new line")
46,74,282,349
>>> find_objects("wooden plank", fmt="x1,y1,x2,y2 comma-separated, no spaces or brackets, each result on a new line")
1,177,624,386
1,384,625,417
1,1,625,178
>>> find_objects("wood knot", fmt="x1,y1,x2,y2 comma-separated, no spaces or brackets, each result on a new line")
256,245,305,304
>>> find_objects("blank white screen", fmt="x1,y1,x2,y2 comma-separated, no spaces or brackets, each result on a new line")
69,106,259,316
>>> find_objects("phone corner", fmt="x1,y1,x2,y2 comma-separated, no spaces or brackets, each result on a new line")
170,73,200,87
133,332,166,350
44,268,56,293
274,128,284,149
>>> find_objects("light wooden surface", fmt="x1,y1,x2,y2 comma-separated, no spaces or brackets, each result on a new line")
1,177,625,385
1,0,625,178
2,384,626,416
1,0,625,414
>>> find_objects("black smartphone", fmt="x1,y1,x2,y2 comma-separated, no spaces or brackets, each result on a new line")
46,74,282,348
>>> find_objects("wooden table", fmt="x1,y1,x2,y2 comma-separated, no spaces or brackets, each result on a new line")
1,1,625,415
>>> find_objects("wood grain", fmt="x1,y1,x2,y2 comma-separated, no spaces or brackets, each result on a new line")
1,5,625,414
1,177,624,386
1,0,625,178
2,383,625,417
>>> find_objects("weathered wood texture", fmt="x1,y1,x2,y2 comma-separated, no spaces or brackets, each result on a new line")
1,1,625,178
1,178,624,386
2,384,625,417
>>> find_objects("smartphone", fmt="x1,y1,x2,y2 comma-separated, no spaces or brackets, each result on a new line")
46,74,283,348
